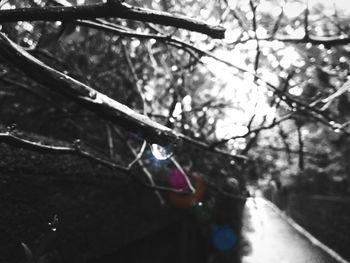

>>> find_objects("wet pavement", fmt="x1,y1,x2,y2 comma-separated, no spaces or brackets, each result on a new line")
241,197,344,263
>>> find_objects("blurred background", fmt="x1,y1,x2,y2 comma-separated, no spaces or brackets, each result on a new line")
0,0,349,262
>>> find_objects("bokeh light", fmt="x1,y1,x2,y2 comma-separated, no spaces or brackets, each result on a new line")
167,174,206,208
212,225,237,252
150,144,173,160
169,169,189,191
193,202,212,223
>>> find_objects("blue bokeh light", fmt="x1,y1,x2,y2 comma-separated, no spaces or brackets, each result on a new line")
212,225,237,251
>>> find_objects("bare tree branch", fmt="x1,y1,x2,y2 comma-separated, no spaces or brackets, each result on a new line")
210,113,294,148
126,140,147,170
0,130,198,195
265,146,328,159
0,33,251,161
278,124,292,164
106,123,114,159
170,156,196,193
321,79,350,111
295,121,304,171
53,12,346,128
0,2,225,38
122,40,148,115
0,32,179,146
239,34,350,46
0,131,128,171
179,134,247,161
304,0,310,39
271,5,284,37
249,0,260,82
124,139,165,204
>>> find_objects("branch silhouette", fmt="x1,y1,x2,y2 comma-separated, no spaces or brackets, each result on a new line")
0,1,225,38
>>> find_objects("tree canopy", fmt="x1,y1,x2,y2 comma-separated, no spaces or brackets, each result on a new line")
1,0,350,198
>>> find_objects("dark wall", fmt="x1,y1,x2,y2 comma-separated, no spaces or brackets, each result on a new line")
0,146,246,263
287,194,350,261
0,146,185,263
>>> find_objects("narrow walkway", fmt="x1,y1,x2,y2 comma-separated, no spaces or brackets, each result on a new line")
241,197,346,263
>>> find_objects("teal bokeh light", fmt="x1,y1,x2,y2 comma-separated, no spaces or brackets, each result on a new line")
193,202,212,223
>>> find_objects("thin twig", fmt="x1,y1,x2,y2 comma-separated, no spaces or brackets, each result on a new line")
126,140,166,204
0,132,128,171
170,156,195,193
127,141,147,170
210,113,294,148
122,41,148,115
295,121,304,171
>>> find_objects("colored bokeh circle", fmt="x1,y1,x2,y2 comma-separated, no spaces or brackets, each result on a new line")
212,225,237,251
167,173,206,208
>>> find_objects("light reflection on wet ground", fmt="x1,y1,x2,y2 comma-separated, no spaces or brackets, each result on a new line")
241,197,341,263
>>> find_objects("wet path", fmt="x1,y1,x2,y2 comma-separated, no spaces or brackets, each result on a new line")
241,197,346,263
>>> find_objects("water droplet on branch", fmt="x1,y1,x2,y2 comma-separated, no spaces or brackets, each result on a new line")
150,144,173,160
6,123,16,133
89,90,97,99
48,214,59,232
72,139,81,149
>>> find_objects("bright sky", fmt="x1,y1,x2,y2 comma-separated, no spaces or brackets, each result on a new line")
206,0,350,145
203,55,274,144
